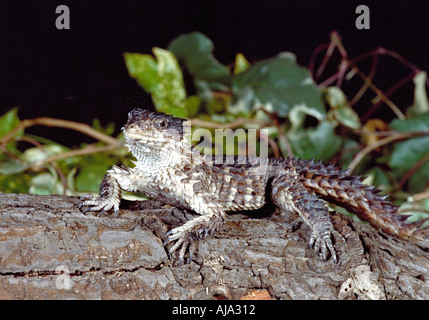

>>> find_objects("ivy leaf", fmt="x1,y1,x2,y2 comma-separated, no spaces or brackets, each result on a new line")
231,52,325,118
0,160,31,175
0,108,22,154
75,154,120,193
123,52,159,93
234,53,251,75
0,107,21,138
124,48,198,118
390,110,429,132
363,167,391,191
399,197,429,227
75,163,110,193
287,120,342,161
168,32,230,83
389,111,429,193
29,171,63,195
0,172,33,193
22,145,69,164
324,86,361,129
151,47,188,116
92,118,115,136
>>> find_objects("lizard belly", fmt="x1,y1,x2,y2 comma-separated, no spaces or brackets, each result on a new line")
141,185,192,210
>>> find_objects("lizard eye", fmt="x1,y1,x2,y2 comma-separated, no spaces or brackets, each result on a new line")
156,118,168,129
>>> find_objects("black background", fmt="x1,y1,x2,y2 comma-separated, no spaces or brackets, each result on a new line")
1,0,428,146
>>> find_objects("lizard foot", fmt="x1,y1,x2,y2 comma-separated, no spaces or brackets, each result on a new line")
309,228,341,263
78,194,120,217
163,226,199,266
162,214,224,265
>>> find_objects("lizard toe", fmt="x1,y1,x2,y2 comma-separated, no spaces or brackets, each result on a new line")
163,227,197,265
309,230,337,263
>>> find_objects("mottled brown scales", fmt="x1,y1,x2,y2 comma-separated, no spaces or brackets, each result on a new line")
79,108,429,264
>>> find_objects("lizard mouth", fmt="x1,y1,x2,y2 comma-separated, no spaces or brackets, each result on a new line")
123,128,170,147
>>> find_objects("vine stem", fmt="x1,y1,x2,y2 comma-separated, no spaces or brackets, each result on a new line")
0,116,123,184
348,131,425,173
411,190,429,202
353,67,406,120
310,31,427,121
30,143,124,171
0,117,118,146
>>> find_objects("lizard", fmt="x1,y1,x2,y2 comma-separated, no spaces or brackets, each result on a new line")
79,108,429,264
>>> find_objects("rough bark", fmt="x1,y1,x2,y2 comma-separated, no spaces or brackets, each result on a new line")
0,193,428,300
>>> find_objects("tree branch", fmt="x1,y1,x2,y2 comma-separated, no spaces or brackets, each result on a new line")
1,193,428,300
0,117,118,146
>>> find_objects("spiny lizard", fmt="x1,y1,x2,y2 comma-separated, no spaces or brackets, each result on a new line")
79,108,429,264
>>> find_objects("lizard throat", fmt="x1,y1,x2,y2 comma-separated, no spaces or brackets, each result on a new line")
125,136,190,168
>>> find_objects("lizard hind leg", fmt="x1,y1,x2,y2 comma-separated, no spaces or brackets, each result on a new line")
163,209,226,265
271,174,340,263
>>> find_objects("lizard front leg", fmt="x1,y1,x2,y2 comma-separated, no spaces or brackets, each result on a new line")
78,166,130,217
163,206,227,265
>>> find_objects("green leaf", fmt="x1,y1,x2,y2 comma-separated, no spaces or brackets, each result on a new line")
75,154,120,193
234,53,251,75
389,110,429,172
21,145,68,164
287,120,342,161
184,95,201,117
408,160,429,193
75,163,109,193
151,47,188,116
0,107,20,138
231,52,325,118
390,135,429,193
390,110,429,132
206,98,226,115
289,103,325,132
389,111,429,193
0,159,31,175
324,86,361,129
29,171,63,195
124,48,194,118
363,167,391,191
92,118,115,136
123,52,159,93
168,32,230,83
390,136,429,171
399,196,429,227
0,172,33,193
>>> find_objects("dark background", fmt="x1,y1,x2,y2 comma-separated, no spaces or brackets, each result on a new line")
1,0,428,146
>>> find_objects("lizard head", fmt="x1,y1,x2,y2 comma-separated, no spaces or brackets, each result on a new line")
122,108,189,162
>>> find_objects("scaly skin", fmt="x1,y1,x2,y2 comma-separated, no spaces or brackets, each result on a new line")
79,108,429,264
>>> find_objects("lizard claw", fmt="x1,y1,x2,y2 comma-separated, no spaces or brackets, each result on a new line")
163,226,197,265
162,214,224,265
97,208,107,217
78,193,120,217
309,229,338,263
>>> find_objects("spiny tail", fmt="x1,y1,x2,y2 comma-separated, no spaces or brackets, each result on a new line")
289,158,429,248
